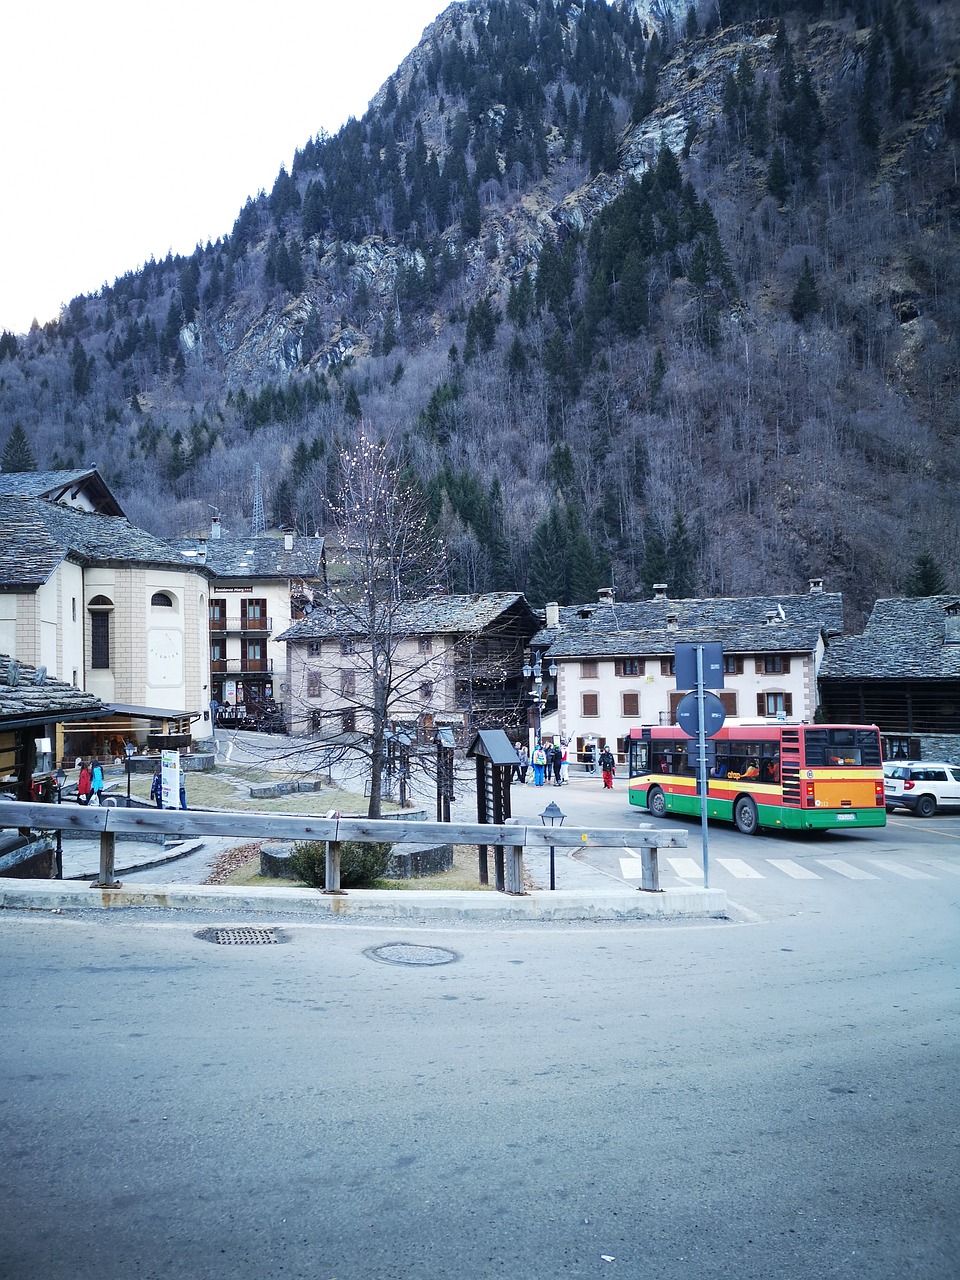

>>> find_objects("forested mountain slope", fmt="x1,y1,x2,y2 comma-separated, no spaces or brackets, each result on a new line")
1,0,957,624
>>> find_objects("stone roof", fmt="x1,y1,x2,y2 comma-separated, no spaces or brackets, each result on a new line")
0,467,125,516
0,653,105,728
530,591,843,657
176,534,324,581
0,497,211,588
818,597,960,681
277,592,540,642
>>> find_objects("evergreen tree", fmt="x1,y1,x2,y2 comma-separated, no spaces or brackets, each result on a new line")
790,256,820,322
905,553,947,596
1,422,37,472
767,147,790,202
666,508,696,598
344,383,363,421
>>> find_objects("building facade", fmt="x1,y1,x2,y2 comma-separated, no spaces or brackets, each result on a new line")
532,583,843,763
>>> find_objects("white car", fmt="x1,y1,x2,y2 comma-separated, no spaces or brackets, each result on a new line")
884,761,960,816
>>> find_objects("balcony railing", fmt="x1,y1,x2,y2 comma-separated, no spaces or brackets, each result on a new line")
209,616,272,633
210,657,274,675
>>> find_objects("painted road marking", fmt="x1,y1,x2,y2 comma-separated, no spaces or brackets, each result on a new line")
618,857,642,879
816,859,877,880
667,857,703,879
919,858,960,876
716,857,764,879
766,859,822,879
863,859,936,880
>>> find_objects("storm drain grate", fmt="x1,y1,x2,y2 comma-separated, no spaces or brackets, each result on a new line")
196,927,287,946
365,943,459,967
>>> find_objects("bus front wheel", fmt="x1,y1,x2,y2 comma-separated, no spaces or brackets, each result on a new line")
734,795,759,836
648,786,667,819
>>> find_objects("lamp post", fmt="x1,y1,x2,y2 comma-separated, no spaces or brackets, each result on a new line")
522,650,558,746
540,799,565,891
124,741,135,804
54,767,66,879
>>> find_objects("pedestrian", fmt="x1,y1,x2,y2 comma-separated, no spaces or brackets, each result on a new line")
560,738,570,784
585,740,598,774
179,774,188,810
531,741,547,786
551,740,563,786
599,745,616,789
515,742,529,785
76,760,92,806
150,762,163,808
90,758,105,805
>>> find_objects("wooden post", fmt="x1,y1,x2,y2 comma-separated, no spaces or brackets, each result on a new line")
640,845,661,892
323,840,343,894
504,817,525,895
94,830,121,888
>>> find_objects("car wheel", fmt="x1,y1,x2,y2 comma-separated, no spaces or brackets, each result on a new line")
648,786,667,819
915,794,937,818
734,795,759,836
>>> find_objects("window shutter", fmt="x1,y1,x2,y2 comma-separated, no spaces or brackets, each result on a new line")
622,692,639,716
757,693,766,716
669,690,684,720
782,657,791,674
784,692,793,715
755,658,764,675
719,691,737,715
582,692,599,716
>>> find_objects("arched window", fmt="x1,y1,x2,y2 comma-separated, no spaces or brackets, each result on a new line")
151,591,174,607
88,595,114,669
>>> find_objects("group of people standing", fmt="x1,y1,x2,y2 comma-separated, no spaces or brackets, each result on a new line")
512,738,617,788
74,758,105,805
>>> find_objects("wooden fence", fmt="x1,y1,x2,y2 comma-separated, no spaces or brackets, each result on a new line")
0,800,687,894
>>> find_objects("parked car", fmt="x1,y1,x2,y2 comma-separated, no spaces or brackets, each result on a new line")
883,761,960,816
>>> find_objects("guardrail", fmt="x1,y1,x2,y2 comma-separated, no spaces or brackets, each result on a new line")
0,801,686,895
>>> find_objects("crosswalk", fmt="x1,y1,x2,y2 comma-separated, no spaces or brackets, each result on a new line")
618,851,957,885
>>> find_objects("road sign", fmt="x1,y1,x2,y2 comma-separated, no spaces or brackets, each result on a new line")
675,642,724,690
676,689,727,738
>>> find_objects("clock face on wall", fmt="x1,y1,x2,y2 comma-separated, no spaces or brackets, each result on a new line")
147,628,183,687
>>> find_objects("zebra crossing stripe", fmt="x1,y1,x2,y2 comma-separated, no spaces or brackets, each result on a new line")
667,857,703,879
921,858,960,876
716,857,764,879
862,859,936,880
816,859,877,880
618,857,642,879
766,859,822,879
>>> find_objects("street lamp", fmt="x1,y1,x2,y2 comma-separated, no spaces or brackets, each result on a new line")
54,767,66,879
522,650,558,744
540,799,565,891
125,741,135,804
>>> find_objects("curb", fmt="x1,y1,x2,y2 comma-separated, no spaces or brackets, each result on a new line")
0,878,728,922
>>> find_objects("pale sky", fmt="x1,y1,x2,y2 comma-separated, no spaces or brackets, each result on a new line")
1,0,450,335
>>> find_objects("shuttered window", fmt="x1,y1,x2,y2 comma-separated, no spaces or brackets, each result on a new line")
582,692,599,717
622,692,640,717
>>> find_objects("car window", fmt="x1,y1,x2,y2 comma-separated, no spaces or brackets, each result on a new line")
951,768,960,783
913,768,947,781
888,766,909,780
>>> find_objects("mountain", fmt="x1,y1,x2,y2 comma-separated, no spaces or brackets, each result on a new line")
1,0,957,624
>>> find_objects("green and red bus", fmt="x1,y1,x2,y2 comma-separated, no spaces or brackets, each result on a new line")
627,722,886,834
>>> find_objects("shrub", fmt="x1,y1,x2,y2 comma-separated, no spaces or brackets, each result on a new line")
289,839,392,888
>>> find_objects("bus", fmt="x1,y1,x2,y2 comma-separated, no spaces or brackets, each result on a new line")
627,722,886,834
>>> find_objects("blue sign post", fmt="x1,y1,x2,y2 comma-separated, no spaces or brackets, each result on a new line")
674,645,726,889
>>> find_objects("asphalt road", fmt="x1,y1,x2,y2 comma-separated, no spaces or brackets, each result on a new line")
1,844,956,1279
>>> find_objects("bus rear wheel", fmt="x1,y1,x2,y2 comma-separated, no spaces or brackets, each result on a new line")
648,786,667,819
734,795,759,835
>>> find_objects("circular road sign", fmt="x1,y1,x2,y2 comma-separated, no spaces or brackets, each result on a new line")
676,690,727,738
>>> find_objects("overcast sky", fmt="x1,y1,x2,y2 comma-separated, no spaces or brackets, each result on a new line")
1,0,449,335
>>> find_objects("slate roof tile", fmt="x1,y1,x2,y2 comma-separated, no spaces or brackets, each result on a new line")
277,592,539,642
176,535,324,580
0,653,105,725
818,597,960,680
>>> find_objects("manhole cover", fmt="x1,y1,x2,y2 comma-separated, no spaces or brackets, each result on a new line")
196,927,287,946
365,943,459,967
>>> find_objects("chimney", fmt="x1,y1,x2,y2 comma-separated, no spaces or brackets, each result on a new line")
666,612,679,631
545,601,560,628
598,587,614,604
945,602,960,645
809,577,823,593
210,516,222,541
283,533,294,552
653,583,669,601
766,610,777,625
